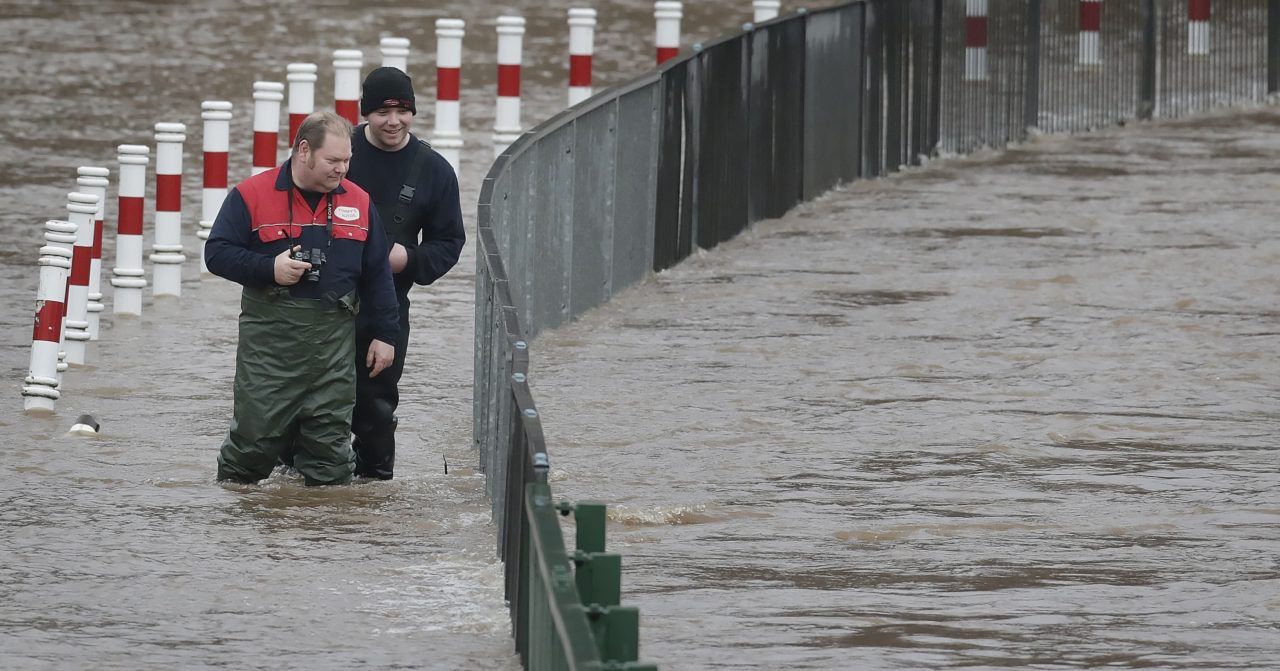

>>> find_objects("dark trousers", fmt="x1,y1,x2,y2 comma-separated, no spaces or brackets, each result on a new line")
351,299,410,479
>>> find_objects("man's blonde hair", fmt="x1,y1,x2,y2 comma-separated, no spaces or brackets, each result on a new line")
293,110,352,153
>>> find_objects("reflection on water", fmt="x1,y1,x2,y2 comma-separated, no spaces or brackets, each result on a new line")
535,110,1280,669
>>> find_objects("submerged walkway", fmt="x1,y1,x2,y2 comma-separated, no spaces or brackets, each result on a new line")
532,109,1280,670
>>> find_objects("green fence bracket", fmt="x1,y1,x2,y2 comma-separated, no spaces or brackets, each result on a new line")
574,552,621,607
575,502,607,554
585,605,641,663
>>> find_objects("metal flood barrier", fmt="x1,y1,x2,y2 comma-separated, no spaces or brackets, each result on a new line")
474,1,1280,667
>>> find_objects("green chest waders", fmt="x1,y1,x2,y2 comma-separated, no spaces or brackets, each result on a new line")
217,287,359,486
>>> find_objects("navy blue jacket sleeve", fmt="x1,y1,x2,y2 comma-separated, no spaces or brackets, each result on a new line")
204,188,276,286
359,207,400,345
405,162,465,286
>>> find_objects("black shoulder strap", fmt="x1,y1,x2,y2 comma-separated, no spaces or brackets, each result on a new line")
391,139,432,227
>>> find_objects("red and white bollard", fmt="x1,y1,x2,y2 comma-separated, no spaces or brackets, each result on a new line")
380,36,410,71
433,18,466,174
63,192,98,365
23,220,75,413
568,8,596,107
1079,1,1103,66
655,2,682,64
753,0,781,22
964,0,988,82
111,144,149,316
1188,0,1209,56
200,101,232,274
252,82,284,176
75,167,108,341
333,49,364,125
493,16,526,157
151,123,186,297
286,64,316,146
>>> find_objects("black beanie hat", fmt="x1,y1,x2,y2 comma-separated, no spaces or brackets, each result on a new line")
360,66,416,116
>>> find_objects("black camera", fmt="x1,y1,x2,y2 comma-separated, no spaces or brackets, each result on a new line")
292,247,326,283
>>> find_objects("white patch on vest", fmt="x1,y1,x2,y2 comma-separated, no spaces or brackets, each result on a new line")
335,206,360,222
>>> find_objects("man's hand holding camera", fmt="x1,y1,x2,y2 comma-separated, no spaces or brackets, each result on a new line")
275,245,313,286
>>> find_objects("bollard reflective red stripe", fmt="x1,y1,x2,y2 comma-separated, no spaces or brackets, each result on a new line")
964,16,987,48
69,247,91,286
118,197,143,236
438,68,461,101
1080,0,1102,31
33,299,64,343
1189,0,1210,21
570,55,592,87
203,152,228,188
252,131,277,170
497,64,522,97
156,173,182,212
336,99,359,123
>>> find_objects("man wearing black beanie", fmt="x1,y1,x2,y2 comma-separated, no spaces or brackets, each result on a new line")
346,66,465,480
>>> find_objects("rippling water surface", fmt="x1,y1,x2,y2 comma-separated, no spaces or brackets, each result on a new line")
535,111,1280,669
0,1,781,668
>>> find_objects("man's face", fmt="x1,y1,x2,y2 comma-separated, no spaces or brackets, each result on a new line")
366,107,414,151
297,132,351,192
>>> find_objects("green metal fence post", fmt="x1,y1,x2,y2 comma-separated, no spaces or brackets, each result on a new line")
575,552,622,608
602,606,641,663
575,502,607,554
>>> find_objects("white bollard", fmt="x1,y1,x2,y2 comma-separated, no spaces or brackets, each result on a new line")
333,49,364,125
568,9,597,107
252,82,284,176
68,414,101,436
964,0,988,82
432,19,466,174
493,16,526,157
286,64,316,146
111,144,149,316
76,167,108,340
1188,0,1209,56
23,221,75,413
753,0,781,22
63,192,98,365
151,123,186,297
380,36,410,71
1078,1,1103,66
655,1,683,64
200,101,232,275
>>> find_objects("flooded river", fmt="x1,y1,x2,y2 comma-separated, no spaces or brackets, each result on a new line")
535,110,1280,669
3,1,1277,669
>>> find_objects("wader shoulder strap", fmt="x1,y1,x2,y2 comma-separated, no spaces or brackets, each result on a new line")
389,139,432,229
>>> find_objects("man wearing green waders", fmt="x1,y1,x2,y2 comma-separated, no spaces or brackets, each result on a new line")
205,111,399,486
